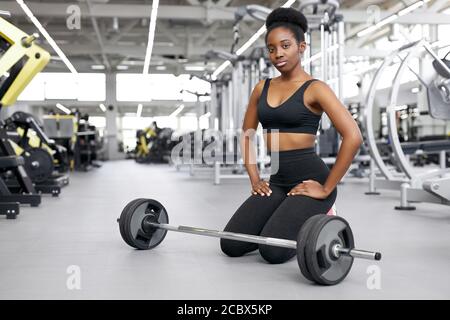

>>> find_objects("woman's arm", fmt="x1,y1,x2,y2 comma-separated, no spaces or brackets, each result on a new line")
241,80,264,185
291,81,362,199
240,80,272,196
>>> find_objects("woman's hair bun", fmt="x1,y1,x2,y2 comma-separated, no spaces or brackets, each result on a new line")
266,7,308,33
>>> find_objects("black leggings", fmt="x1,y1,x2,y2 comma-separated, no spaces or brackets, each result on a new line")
220,148,337,264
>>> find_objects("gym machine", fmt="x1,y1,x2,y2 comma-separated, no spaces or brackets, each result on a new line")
2,111,69,196
176,47,271,183
0,16,50,217
43,112,102,172
364,39,450,210
299,0,374,180
4,111,69,173
134,124,176,164
117,198,381,286
298,0,344,161
206,47,273,184
74,112,102,172
42,113,76,172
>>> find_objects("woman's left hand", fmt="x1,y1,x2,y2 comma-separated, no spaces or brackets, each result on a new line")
287,180,330,199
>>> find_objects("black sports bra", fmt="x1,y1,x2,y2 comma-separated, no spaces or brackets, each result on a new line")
257,78,321,134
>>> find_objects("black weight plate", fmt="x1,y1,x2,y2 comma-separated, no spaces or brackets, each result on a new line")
119,198,169,250
23,148,54,183
123,198,168,250
305,215,355,286
119,198,147,248
127,199,169,250
121,199,167,250
119,199,148,247
119,199,154,248
120,199,156,249
296,215,324,282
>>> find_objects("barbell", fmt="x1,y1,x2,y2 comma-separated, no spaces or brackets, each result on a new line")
117,198,381,286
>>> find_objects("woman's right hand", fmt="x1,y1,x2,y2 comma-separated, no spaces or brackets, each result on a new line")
251,179,272,197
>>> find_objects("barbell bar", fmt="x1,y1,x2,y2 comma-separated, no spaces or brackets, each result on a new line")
143,220,381,261
118,198,382,286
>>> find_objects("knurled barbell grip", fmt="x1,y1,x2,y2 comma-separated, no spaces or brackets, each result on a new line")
150,223,297,249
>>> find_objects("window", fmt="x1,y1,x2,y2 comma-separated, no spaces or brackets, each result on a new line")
153,116,177,129
88,116,106,129
18,73,105,101
116,73,211,102
179,115,198,133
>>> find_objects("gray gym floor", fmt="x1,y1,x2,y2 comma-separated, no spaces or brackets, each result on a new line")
0,160,449,300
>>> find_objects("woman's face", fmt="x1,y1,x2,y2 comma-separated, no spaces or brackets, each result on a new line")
266,27,306,73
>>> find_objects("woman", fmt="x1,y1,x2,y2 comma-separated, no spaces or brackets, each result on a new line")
220,7,363,264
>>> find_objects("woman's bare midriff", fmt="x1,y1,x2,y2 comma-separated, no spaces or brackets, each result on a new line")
264,132,316,152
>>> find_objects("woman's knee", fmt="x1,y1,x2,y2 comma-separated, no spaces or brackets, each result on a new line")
220,238,242,257
258,244,296,264
220,238,258,257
